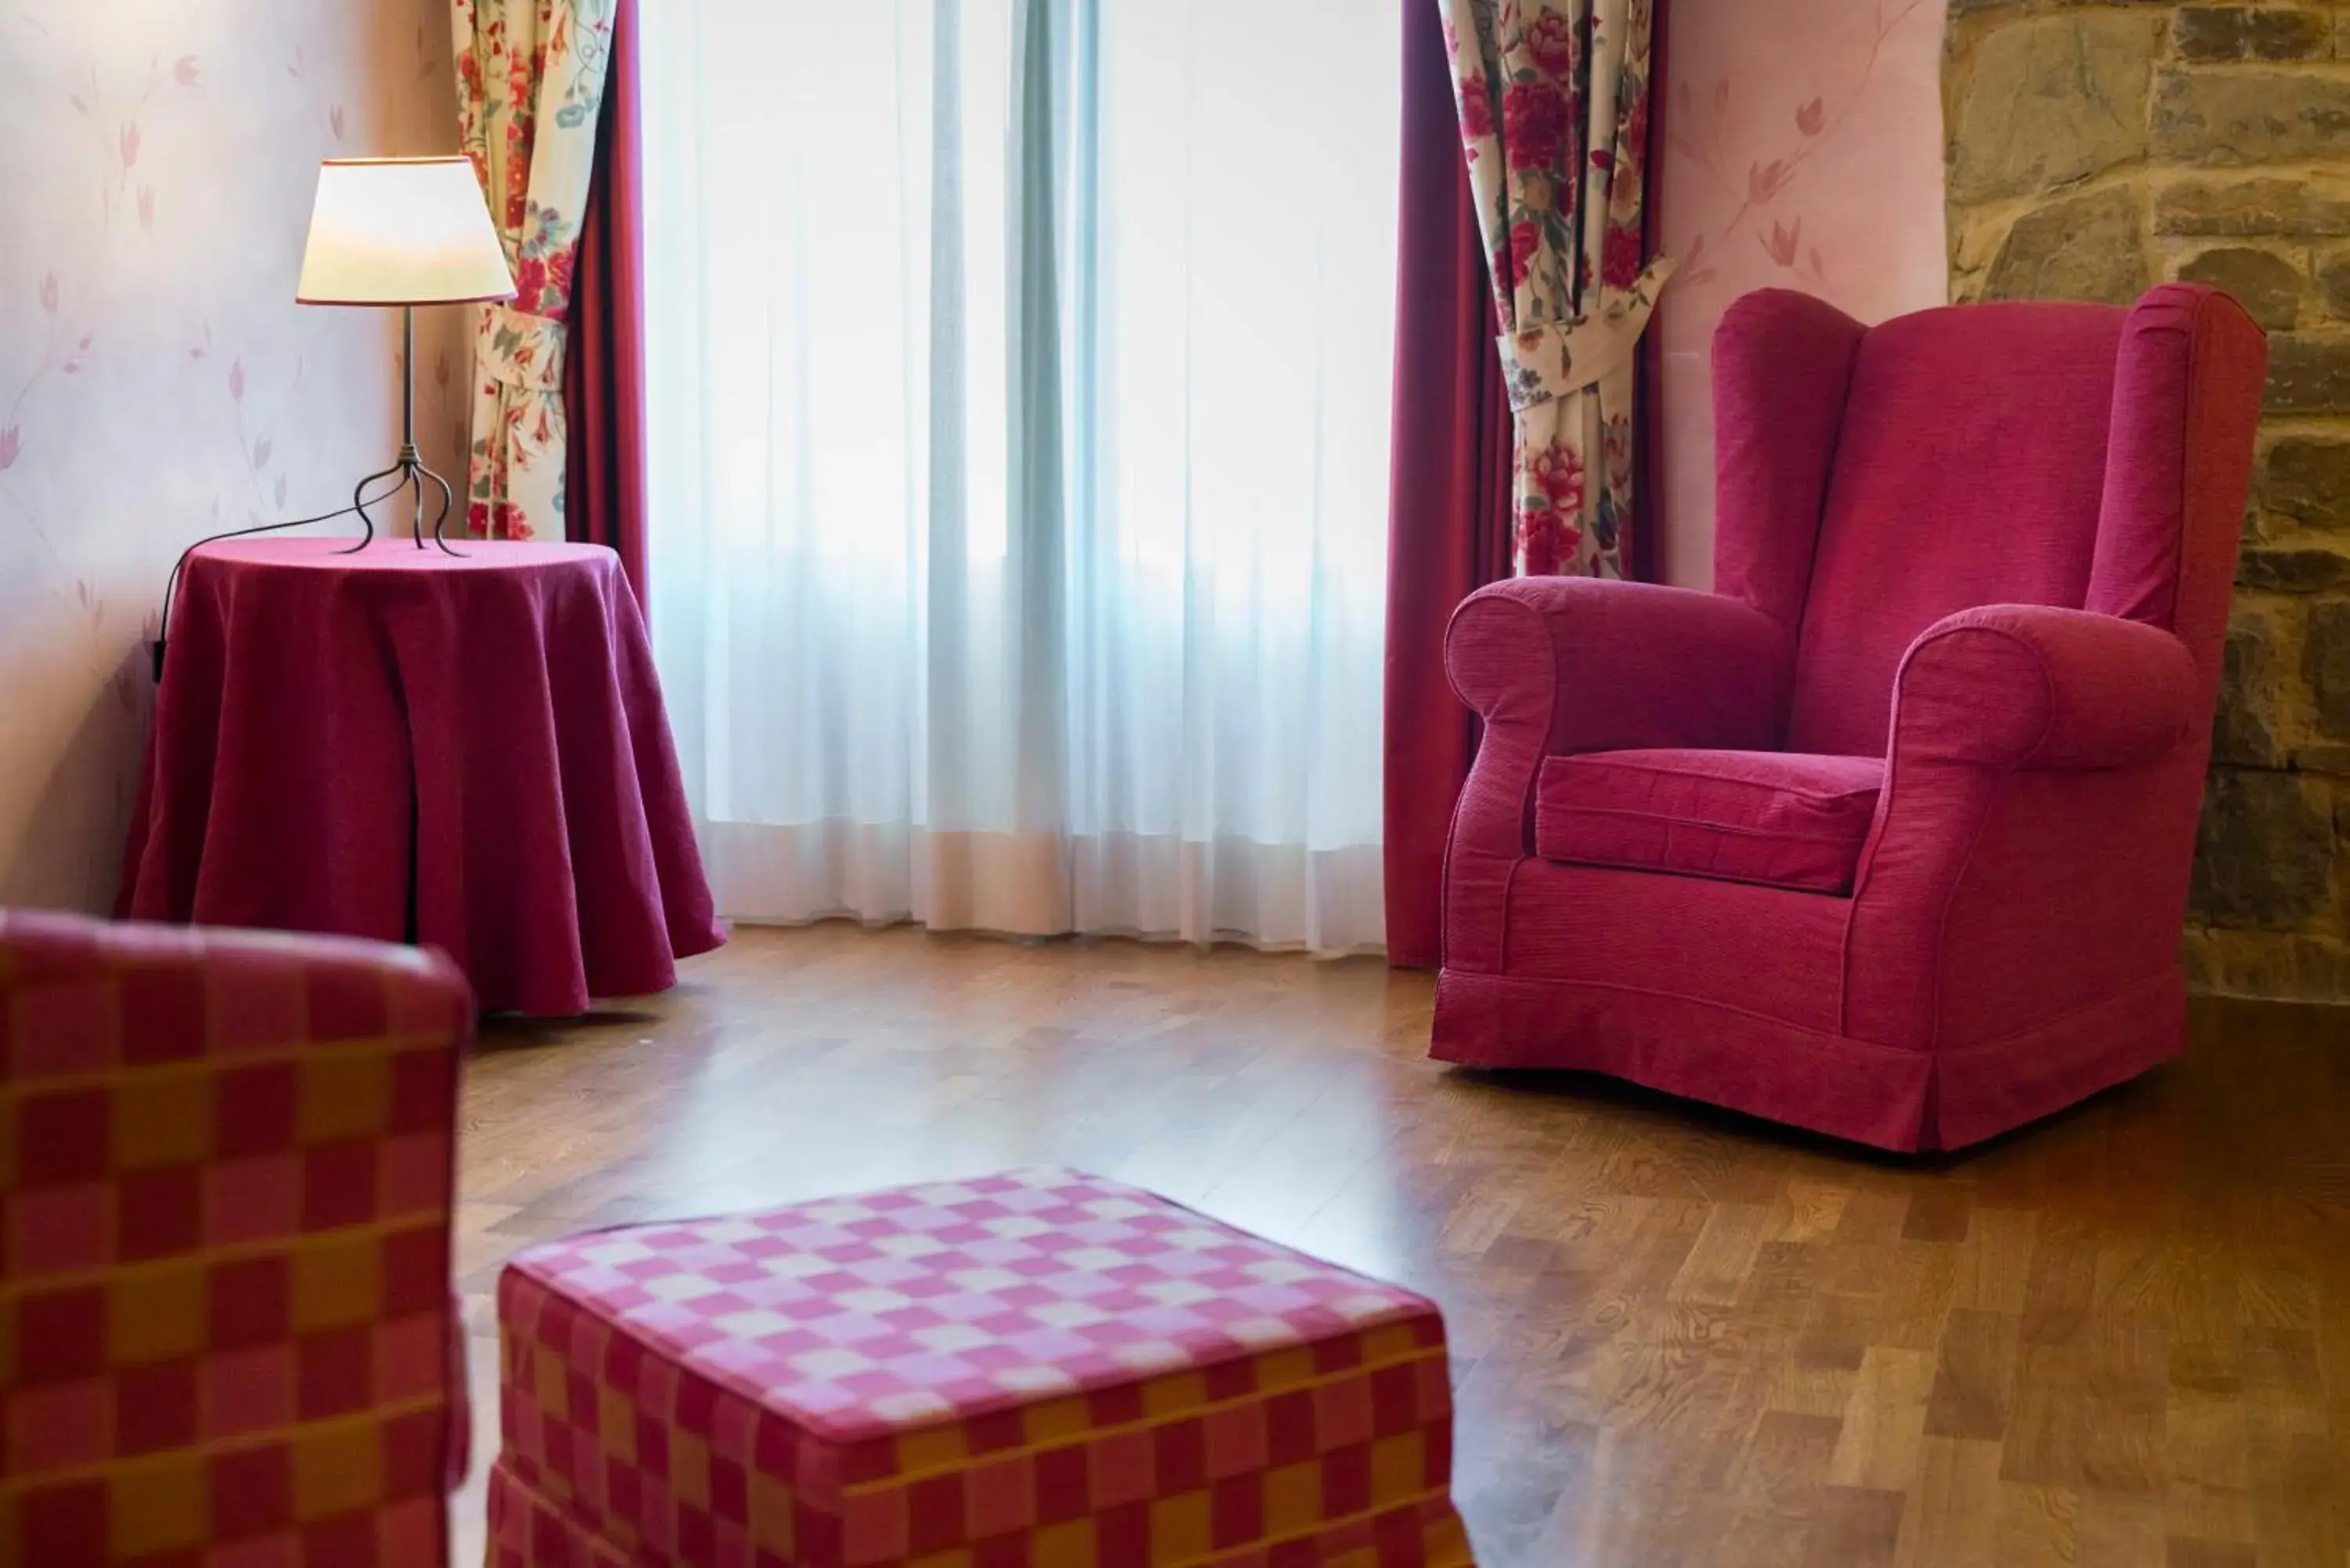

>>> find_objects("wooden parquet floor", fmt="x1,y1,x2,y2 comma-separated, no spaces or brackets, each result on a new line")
451,925,2350,1568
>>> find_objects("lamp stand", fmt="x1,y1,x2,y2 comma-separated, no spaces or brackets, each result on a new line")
342,305,462,556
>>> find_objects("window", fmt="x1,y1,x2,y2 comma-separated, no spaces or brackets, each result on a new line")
642,1,1401,952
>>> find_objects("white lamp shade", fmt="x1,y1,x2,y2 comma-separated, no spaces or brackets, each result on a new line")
295,157,516,306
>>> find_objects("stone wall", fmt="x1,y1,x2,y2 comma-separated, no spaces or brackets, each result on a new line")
1947,1,2350,1000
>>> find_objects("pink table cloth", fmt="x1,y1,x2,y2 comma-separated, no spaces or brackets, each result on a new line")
119,538,722,1016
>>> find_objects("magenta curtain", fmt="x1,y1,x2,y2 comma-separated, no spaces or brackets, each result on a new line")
1383,0,1517,972
563,0,649,602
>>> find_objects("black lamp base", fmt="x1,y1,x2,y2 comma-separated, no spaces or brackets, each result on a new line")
343,443,462,556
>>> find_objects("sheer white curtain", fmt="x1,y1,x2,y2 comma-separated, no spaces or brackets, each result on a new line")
642,1,1400,952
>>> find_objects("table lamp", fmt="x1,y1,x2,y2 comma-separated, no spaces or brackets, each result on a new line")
295,156,515,553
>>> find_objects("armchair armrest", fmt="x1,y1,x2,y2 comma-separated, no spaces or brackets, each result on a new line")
1445,577,1791,754
1847,607,2203,1048
0,912,477,1548
1890,604,2197,771
0,912,475,1061
1439,579,1791,973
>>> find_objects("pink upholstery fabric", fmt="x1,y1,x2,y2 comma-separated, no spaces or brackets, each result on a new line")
118,540,724,1017
0,910,473,1567
1434,284,2267,1151
1787,302,2125,758
487,1170,1473,1567
1711,289,1865,638
1881,605,2198,771
1442,576,1788,975
1536,750,1881,894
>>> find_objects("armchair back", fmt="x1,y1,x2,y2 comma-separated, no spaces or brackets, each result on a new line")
1711,284,2265,761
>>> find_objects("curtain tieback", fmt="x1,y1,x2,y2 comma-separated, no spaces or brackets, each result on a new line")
1496,256,1679,415
476,302,570,393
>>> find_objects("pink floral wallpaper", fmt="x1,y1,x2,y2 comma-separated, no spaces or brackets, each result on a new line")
1653,0,1950,587
0,0,467,909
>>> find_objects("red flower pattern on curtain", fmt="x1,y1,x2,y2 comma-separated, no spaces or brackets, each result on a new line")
1439,0,1671,577
452,0,616,540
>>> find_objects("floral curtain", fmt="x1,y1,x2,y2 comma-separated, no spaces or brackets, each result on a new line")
453,0,617,540
1439,0,1671,576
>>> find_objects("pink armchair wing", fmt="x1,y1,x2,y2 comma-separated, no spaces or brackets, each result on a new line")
1,911,473,1566
1434,284,2268,1152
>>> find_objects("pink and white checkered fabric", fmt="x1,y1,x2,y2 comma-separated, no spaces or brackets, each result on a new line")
494,1170,1475,1566
507,1170,1432,1440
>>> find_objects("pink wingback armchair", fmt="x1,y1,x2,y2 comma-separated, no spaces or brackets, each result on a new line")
1434,284,2267,1152
1,911,472,1566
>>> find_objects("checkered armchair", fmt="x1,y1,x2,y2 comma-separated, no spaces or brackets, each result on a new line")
1,911,473,1567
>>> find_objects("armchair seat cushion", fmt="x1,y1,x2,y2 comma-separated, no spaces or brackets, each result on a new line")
1535,749,1883,895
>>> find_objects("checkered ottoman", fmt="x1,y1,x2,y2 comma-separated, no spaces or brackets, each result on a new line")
489,1169,1473,1567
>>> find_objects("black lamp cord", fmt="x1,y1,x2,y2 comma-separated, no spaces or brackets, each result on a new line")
151,471,413,684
